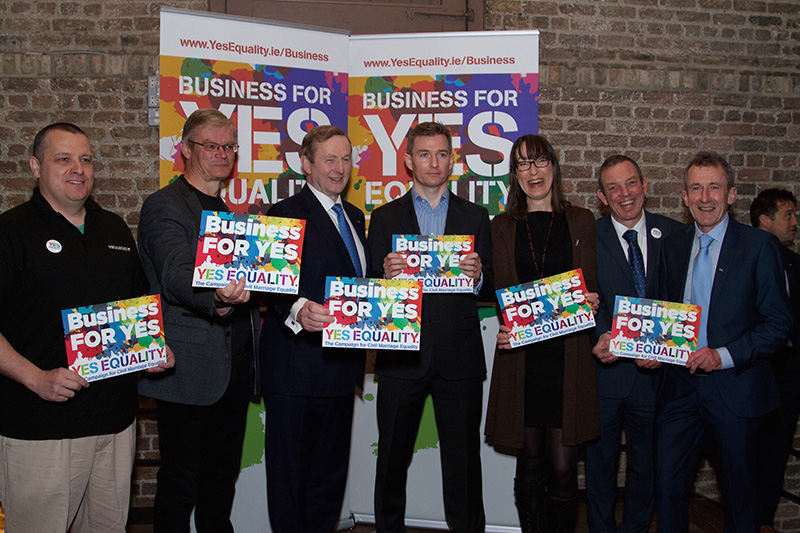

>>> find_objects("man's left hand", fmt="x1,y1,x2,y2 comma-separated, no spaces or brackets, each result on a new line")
586,292,600,315
460,253,482,282
146,345,176,373
214,277,250,315
686,347,722,374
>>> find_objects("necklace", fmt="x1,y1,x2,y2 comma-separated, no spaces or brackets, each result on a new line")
525,211,554,280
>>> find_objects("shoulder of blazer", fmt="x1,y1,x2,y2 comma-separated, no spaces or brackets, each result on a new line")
595,214,613,231
491,211,515,234
371,189,412,217
644,210,686,234
661,224,694,256
269,185,318,218
144,176,202,222
594,215,617,244
564,204,595,233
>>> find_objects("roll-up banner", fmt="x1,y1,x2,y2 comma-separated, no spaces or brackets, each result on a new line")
348,31,539,218
159,8,349,214
160,8,539,217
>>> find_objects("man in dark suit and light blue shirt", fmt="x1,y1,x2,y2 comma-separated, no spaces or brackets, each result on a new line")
655,152,791,533
138,109,260,533
587,155,684,533
259,125,368,533
369,121,492,533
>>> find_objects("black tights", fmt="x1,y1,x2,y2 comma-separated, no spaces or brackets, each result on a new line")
516,426,578,500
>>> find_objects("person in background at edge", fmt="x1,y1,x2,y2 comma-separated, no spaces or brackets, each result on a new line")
751,188,800,533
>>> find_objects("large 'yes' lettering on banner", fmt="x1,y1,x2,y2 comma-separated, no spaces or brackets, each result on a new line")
160,9,538,218
159,8,349,214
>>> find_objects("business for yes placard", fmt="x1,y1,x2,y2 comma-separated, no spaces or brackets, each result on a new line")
323,277,423,350
496,269,595,349
62,294,167,382
193,210,305,293
393,234,474,293
609,296,700,365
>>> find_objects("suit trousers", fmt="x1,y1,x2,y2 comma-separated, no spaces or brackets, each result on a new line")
655,370,760,533
585,374,656,533
264,392,355,533
0,423,135,533
152,357,251,533
374,372,485,533
757,391,800,526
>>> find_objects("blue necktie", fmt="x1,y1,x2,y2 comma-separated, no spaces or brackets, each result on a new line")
623,229,646,298
691,233,714,349
331,203,363,277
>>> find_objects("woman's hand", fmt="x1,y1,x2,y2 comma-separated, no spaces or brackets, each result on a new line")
496,324,513,350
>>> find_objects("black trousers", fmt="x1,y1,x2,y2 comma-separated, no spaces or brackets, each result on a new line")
153,357,251,533
374,372,485,533
264,392,355,533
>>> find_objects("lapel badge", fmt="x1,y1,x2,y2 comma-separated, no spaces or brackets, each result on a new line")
650,227,662,239
46,239,63,253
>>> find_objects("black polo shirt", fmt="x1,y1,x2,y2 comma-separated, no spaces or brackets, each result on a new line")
0,188,148,439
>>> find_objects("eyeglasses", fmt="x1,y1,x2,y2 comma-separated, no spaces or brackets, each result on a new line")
516,157,550,171
188,141,239,153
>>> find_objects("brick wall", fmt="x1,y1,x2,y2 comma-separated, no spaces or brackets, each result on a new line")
0,0,207,226
1,0,799,528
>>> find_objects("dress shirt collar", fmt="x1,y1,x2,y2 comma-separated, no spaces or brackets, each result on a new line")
305,182,342,212
693,213,729,245
411,186,449,212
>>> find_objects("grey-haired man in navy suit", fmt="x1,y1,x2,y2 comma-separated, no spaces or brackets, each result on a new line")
655,152,790,533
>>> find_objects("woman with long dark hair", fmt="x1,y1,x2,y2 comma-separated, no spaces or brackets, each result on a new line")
485,134,600,533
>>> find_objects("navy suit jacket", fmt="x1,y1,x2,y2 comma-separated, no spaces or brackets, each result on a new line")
259,185,368,397
367,190,493,381
658,217,791,418
772,246,800,399
593,211,685,399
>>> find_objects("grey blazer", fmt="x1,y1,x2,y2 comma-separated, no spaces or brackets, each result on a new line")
137,177,259,405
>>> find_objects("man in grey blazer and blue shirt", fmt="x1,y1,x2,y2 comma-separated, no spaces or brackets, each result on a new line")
138,109,260,533
586,155,684,533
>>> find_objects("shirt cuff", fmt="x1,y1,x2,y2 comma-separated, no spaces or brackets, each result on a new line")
473,272,483,296
717,347,733,370
285,298,308,334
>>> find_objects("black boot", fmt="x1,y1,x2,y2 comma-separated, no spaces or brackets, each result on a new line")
545,490,578,533
514,478,546,533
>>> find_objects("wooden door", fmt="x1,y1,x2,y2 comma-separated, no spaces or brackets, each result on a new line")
209,0,482,34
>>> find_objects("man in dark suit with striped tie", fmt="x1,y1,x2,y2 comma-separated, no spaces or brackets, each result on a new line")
587,155,684,533
260,125,369,533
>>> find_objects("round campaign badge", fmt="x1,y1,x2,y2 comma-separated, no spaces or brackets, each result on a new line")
46,239,62,253
650,227,662,239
